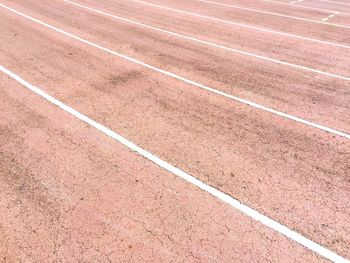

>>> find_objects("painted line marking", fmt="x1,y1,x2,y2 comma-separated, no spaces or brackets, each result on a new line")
63,0,349,80
322,12,338,21
289,0,303,5
261,0,343,14
1,65,349,263
192,0,350,29
320,0,350,6
1,3,349,140
129,0,350,49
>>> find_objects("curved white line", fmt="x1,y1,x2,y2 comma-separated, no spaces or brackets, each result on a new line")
260,0,342,14
194,0,350,29
63,0,350,81
319,0,350,6
1,3,349,140
130,0,350,49
1,65,348,263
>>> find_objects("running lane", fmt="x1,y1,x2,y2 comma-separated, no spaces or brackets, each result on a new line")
289,0,350,14
1,75,326,262
2,0,350,133
129,0,350,43
187,0,350,26
1,6,349,259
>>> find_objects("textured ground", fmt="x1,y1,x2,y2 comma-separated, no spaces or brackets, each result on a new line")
0,0,349,262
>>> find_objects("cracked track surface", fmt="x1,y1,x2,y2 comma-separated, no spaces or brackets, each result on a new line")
0,76,324,262
0,0,349,261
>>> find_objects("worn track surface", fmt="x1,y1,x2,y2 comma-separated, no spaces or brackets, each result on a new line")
0,0,349,262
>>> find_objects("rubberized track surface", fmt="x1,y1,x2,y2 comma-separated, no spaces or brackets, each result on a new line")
0,0,349,262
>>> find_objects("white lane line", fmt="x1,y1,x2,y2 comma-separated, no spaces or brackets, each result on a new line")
261,0,341,14
289,0,303,5
193,0,350,29
319,0,350,6
63,0,349,80
1,65,349,263
1,3,349,140
129,0,350,49
322,12,338,21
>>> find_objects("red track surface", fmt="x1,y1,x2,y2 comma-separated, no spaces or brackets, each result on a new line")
0,0,349,262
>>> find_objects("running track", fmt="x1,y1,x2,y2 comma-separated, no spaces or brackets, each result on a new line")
0,0,349,262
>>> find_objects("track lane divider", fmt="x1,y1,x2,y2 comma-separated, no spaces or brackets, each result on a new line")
289,0,304,4
192,0,350,29
1,3,349,140
1,64,348,263
319,0,350,7
128,0,350,49
63,0,350,80
322,12,338,21
261,0,342,14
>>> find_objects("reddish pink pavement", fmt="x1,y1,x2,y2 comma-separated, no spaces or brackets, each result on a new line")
184,0,350,26
63,0,350,74
226,0,350,19
2,0,350,131
0,0,350,261
199,0,338,19
291,0,350,14
129,0,350,42
1,75,326,262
